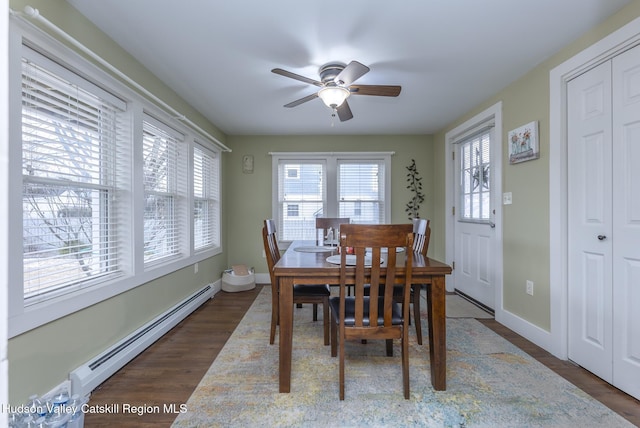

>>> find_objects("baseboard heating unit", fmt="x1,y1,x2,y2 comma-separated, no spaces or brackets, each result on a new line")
70,283,217,397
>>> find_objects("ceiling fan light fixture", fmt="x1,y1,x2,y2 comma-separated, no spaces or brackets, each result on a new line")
318,86,350,108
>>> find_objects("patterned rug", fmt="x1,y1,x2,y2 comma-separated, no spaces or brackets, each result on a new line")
173,287,632,428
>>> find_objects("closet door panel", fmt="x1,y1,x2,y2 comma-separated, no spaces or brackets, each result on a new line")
567,61,613,381
612,44,640,400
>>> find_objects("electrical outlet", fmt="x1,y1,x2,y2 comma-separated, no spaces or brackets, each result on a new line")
194,262,199,274
526,280,534,296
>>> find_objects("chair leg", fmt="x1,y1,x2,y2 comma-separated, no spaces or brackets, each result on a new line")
402,332,410,399
386,339,393,357
312,303,318,321
330,315,338,357
323,298,330,346
413,285,423,345
270,286,278,345
339,333,345,400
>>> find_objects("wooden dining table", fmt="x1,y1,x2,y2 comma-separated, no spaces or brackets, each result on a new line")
273,240,453,393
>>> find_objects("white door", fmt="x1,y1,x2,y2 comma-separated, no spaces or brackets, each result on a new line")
568,44,640,399
453,128,496,308
567,61,613,382
611,45,640,399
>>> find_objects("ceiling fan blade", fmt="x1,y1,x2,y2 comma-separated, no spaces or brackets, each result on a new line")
336,100,353,122
350,85,401,97
284,92,318,108
272,68,323,87
334,61,370,86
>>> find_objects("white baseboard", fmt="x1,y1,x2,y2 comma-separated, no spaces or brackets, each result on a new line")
69,283,214,397
496,308,564,359
254,273,270,284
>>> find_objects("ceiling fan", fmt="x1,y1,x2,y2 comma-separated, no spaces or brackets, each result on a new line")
271,60,401,122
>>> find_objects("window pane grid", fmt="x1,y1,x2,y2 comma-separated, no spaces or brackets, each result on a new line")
21,55,122,302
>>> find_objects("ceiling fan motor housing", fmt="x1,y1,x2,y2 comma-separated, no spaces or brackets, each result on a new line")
319,62,346,85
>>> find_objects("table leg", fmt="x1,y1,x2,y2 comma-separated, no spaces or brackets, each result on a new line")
426,275,446,390
278,277,294,393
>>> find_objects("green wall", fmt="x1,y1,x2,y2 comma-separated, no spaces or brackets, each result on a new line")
7,0,640,407
433,1,640,330
224,135,436,274
7,0,229,403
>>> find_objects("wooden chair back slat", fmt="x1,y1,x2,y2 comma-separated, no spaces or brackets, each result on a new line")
412,218,431,257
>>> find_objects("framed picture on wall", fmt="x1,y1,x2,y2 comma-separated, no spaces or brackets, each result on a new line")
508,121,539,164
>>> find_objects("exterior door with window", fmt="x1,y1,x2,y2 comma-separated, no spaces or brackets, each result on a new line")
453,129,496,308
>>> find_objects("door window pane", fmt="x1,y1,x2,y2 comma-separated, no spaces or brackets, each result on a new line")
459,131,491,221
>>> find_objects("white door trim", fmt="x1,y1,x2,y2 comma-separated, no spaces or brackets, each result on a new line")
1,2,9,420
549,16,640,360
445,101,503,315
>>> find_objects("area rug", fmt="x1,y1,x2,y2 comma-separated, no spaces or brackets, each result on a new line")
172,287,632,428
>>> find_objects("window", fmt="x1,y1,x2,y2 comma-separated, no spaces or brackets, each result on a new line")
458,129,492,221
193,144,219,251
273,153,391,242
21,47,125,303
142,116,183,264
9,21,224,336
338,160,385,224
276,160,324,240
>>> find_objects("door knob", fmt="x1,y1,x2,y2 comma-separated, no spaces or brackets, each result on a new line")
597,235,607,241
488,221,496,228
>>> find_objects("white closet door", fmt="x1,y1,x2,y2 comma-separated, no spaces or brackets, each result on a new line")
567,61,613,382
611,44,640,399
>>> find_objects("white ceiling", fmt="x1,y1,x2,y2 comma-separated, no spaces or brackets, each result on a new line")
66,0,630,136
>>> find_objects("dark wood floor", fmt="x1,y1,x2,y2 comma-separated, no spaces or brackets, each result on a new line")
85,284,639,427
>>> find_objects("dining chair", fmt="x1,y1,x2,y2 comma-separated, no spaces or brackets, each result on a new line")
262,219,331,346
329,223,414,400
363,218,431,345
315,217,350,244
404,217,431,345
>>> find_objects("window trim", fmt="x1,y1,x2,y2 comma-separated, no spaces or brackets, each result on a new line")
8,17,222,337
270,152,393,245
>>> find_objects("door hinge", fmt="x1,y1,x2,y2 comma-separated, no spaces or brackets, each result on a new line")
452,206,455,216
452,151,455,161
452,261,455,270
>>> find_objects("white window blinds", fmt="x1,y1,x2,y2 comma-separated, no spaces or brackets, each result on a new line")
193,144,220,250
21,51,124,302
272,153,391,241
338,159,386,224
277,160,325,241
142,116,183,263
